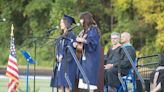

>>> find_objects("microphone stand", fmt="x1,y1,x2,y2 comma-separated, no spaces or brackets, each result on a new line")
53,35,73,92
52,37,61,92
30,34,89,92
22,31,57,92
52,42,57,92
33,36,58,92
64,48,72,90
35,35,75,92
31,36,50,92
50,36,68,92
66,45,90,91
59,34,91,91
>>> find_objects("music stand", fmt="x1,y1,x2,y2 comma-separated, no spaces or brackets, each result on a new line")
21,50,36,92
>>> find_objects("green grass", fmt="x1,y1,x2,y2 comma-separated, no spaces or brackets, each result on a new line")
0,78,56,92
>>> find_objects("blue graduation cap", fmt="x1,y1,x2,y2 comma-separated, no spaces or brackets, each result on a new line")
64,15,76,25
21,50,36,64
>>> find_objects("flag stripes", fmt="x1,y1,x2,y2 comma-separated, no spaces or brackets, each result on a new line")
6,34,19,92
8,79,17,92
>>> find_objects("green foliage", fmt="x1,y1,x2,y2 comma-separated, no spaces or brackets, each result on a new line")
134,0,164,30
155,31,164,52
50,0,78,25
0,0,163,66
25,0,52,33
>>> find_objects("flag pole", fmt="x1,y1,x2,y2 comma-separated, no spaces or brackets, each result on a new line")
11,24,14,37
6,24,19,92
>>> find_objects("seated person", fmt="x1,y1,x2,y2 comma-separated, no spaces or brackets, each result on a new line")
104,32,136,92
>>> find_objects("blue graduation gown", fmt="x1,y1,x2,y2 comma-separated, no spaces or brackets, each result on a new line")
50,31,77,87
80,26,101,85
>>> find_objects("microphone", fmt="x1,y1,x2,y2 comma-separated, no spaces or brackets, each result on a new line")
68,23,80,31
0,18,6,22
47,25,59,34
47,23,80,35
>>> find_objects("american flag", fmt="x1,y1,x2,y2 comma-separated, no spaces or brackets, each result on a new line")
6,24,19,92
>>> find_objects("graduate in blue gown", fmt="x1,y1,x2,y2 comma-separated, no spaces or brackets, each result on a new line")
50,15,77,92
73,11,101,92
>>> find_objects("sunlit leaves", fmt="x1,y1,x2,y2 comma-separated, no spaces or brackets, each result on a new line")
156,31,164,52
134,0,164,31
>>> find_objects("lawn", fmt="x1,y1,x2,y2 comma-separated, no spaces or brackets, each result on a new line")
0,75,56,92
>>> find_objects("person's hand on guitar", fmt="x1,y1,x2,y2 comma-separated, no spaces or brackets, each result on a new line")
73,42,78,48
73,36,87,48
76,36,86,43
73,36,86,48
74,34,87,59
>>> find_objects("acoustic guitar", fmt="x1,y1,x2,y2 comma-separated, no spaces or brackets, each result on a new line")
76,32,87,60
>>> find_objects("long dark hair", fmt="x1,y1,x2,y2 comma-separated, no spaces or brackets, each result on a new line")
80,11,101,36
60,17,72,35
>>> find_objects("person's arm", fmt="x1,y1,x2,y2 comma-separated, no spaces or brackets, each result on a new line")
156,66,164,71
104,48,111,65
104,64,113,69
82,28,99,52
151,82,161,92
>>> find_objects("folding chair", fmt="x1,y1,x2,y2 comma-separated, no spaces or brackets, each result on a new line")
117,59,137,92
104,84,108,92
